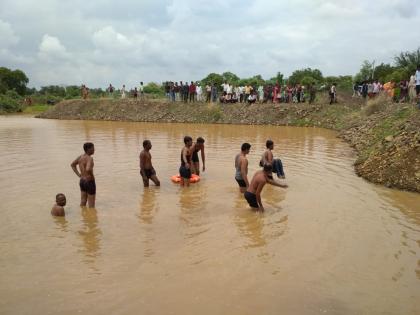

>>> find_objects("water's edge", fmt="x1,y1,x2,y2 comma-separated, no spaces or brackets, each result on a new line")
38,99,420,192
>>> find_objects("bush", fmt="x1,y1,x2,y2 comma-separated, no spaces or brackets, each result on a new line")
0,90,23,112
362,93,389,116
144,82,164,96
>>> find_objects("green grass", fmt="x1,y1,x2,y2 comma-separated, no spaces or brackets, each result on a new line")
22,104,51,113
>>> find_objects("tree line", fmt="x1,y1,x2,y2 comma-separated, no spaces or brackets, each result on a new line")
1,47,419,113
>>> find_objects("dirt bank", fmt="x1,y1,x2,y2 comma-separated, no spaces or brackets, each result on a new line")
38,98,420,192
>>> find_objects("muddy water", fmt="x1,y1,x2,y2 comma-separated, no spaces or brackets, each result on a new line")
0,116,419,315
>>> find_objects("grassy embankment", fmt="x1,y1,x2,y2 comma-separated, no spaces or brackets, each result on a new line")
38,94,420,192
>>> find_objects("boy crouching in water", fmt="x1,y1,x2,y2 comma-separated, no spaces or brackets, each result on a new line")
51,193,66,216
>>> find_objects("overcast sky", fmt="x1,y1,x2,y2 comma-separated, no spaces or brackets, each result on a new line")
0,0,418,88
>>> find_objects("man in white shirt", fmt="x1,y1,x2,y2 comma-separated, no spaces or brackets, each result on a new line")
196,84,202,102
415,65,420,96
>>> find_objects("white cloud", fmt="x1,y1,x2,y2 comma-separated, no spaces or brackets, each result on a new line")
0,19,19,49
0,0,418,88
38,34,69,60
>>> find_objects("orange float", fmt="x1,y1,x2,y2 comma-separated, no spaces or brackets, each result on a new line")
171,174,200,183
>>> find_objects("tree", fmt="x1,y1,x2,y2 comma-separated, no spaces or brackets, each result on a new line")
373,63,395,82
0,67,29,95
266,72,284,85
385,68,406,83
394,47,420,78
354,60,375,83
288,68,323,85
201,73,224,90
324,75,353,90
39,85,66,97
221,71,239,85
143,82,164,95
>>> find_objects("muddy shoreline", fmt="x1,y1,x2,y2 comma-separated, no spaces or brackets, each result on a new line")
38,98,420,192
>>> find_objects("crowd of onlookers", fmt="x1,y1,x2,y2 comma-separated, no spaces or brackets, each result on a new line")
353,65,420,107
81,65,420,109
162,81,323,105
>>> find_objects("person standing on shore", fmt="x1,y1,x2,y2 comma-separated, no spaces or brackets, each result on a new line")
416,65,420,98
139,82,144,100
140,140,160,187
235,143,251,193
71,142,96,208
121,85,126,99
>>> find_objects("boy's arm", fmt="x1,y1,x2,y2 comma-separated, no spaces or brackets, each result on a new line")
182,148,190,168
139,151,146,170
267,178,288,188
256,182,265,211
70,156,81,177
201,146,206,171
267,151,273,164
240,158,249,187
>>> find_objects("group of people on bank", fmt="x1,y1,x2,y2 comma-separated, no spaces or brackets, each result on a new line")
51,138,288,216
353,65,420,106
163,81,319,105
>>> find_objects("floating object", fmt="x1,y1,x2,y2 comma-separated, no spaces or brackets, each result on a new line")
171,174,200,183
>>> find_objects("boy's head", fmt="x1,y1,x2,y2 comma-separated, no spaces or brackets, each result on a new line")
83,142,94,154
196,137,205,148
56,193,66,206
184,136,193,146
266,140,274,149
241,142,251,153
263,163,273,174
143,140,152,150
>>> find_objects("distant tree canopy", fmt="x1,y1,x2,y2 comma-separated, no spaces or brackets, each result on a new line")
354,47,420,83
287,68,323,85
0,67,29,95
394,47,420,77
201,73,224,88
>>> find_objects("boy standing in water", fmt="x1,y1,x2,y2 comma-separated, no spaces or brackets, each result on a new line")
235,143,251,193
51,193,66,216
140,140,160,187
71,142,96,208
191,137,206,175
179,136,193,187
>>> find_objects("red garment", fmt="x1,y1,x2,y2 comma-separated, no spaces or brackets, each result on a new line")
189,84,196,93
273,85,279,103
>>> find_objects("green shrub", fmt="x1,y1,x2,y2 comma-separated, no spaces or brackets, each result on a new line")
0,90,23,112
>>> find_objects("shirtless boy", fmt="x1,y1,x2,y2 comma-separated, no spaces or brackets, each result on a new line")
71,142,96,208
140,140,160,187
234,143,251,193
244,164,288,211
51,193,66,216
260,139,285,179
179,136,193,187
191,137,206,175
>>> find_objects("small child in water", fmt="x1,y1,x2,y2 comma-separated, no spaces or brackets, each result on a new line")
51,193,66,216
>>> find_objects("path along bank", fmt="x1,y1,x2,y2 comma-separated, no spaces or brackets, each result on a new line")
38,98,420,192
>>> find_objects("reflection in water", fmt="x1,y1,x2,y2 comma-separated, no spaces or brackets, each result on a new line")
138,188,158,224
52,216,69,234
78,207,102,270
138,189,158,258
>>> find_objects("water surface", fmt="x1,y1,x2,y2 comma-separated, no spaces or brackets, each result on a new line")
0,116,419,315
